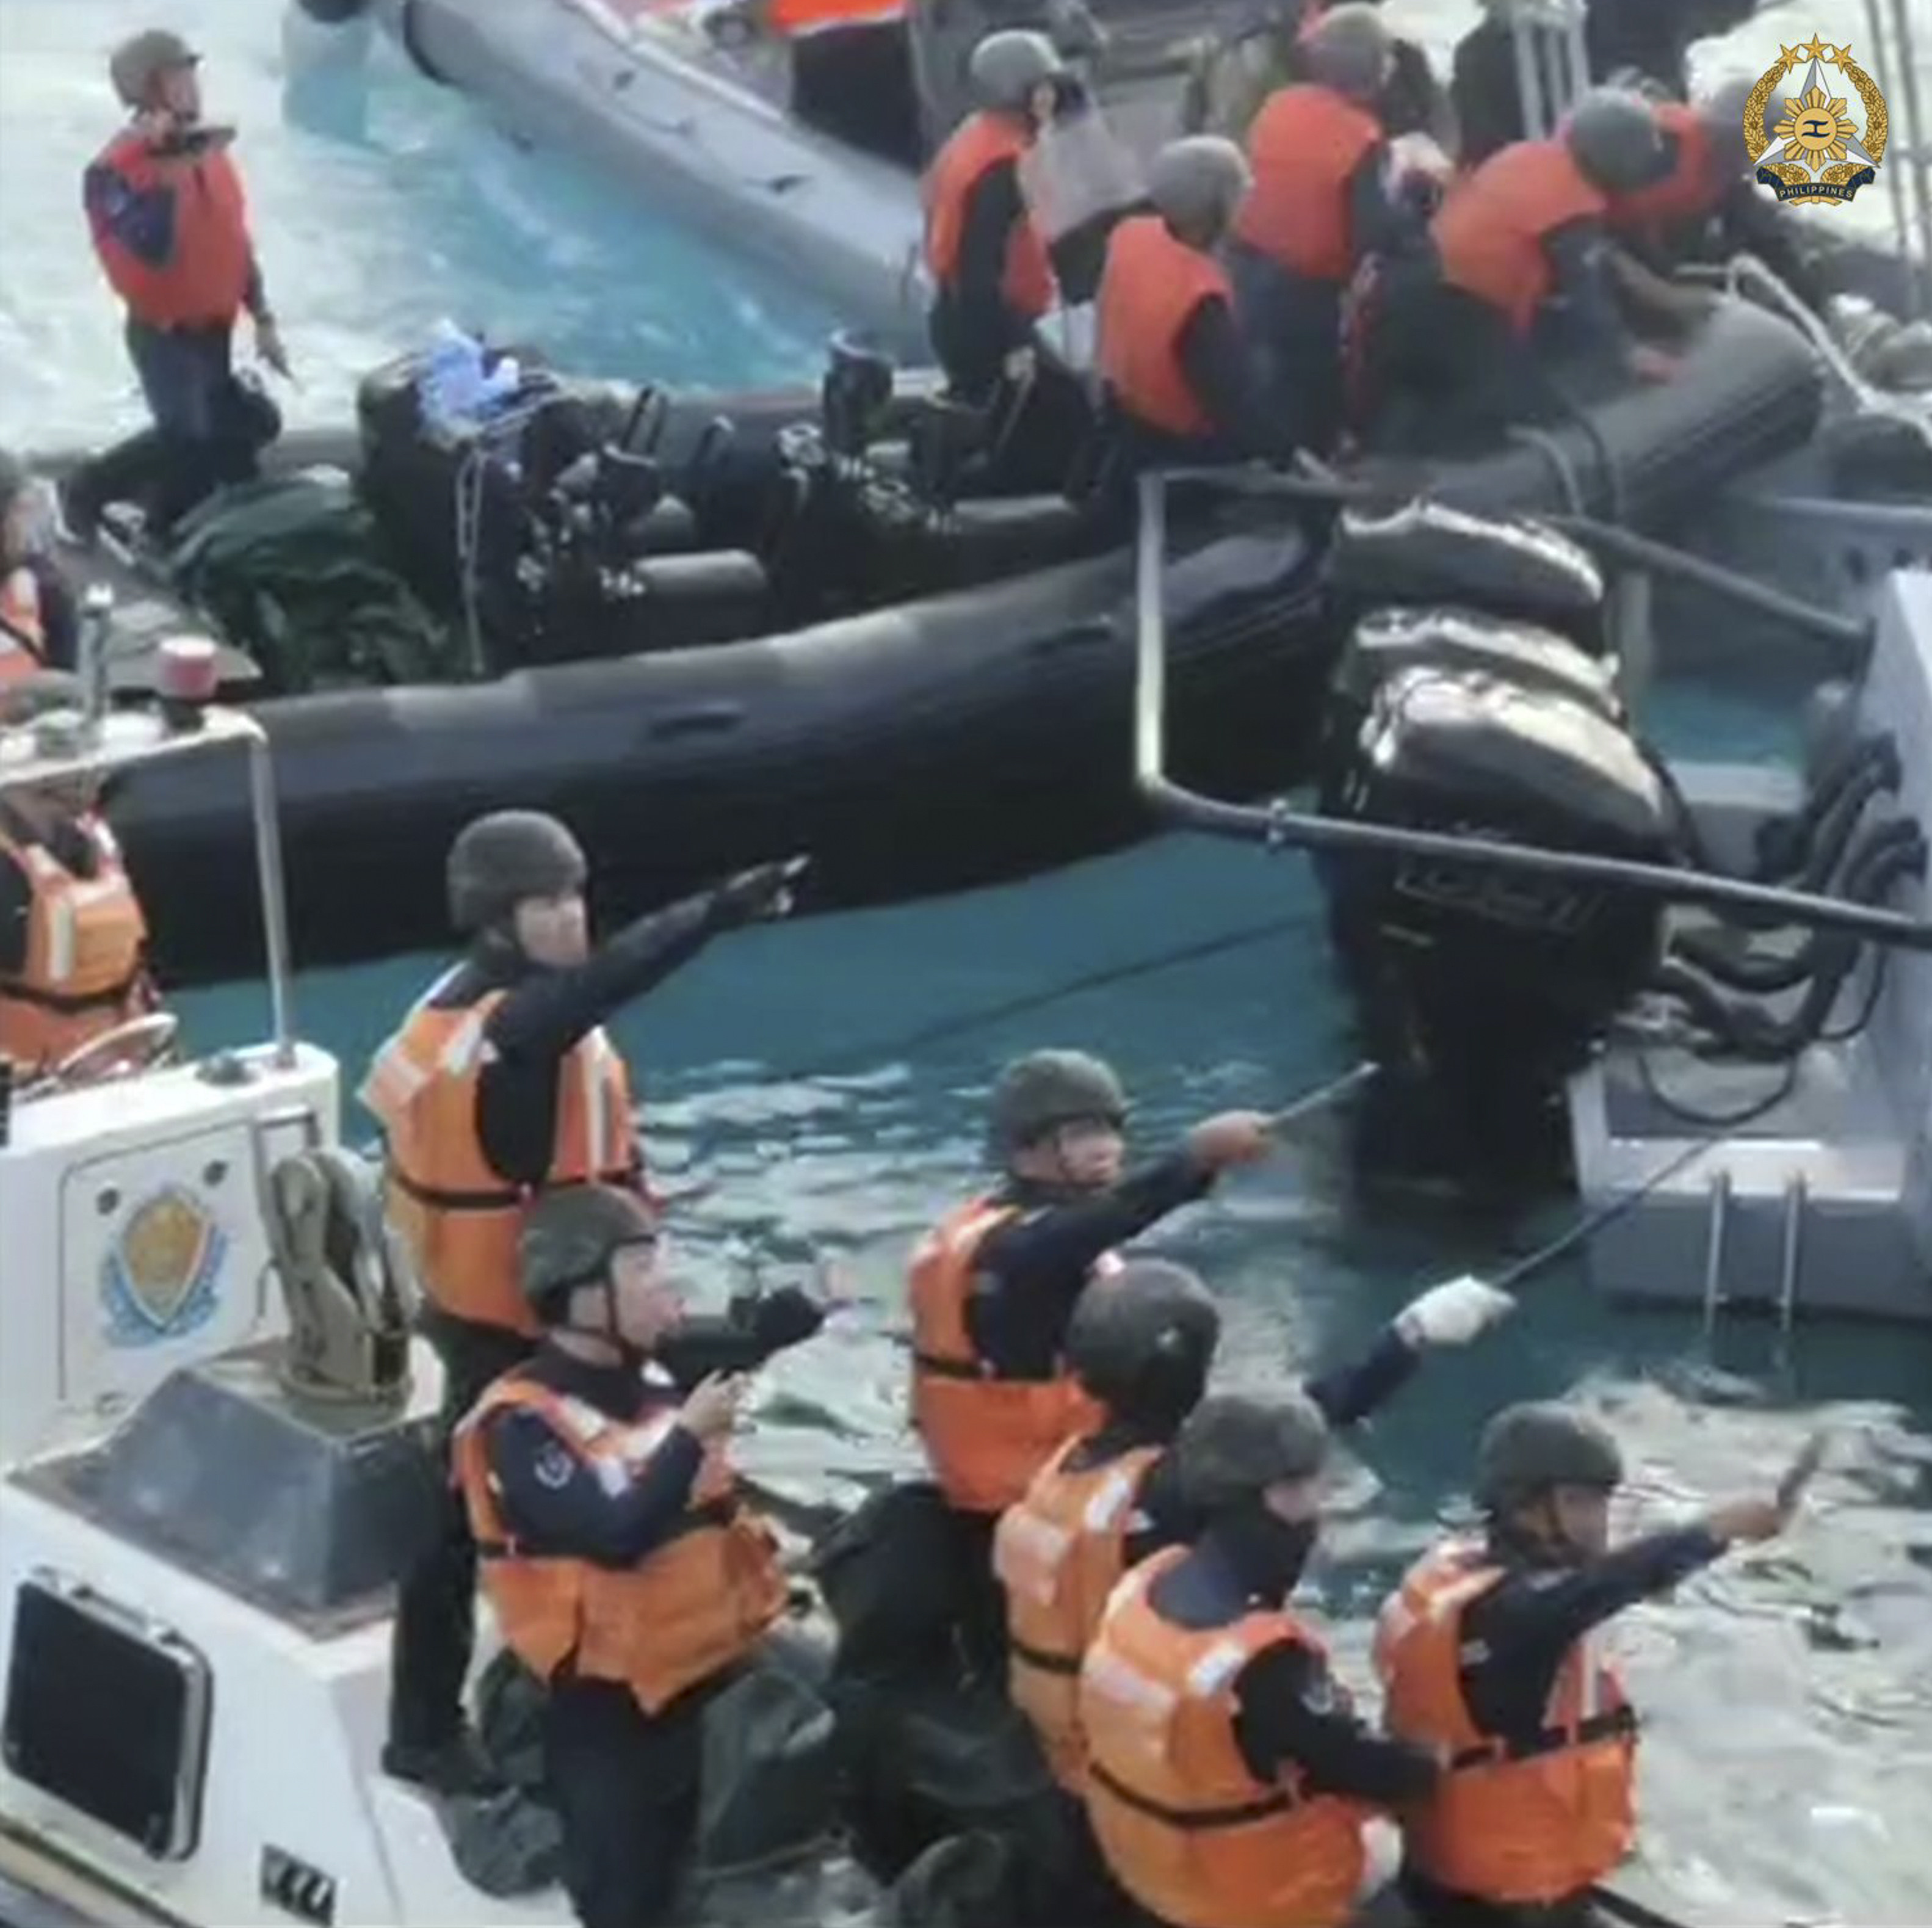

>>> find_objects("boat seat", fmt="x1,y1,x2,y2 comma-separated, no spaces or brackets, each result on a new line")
265,1147,414,1406
626,549,772,652
940,493,1094,577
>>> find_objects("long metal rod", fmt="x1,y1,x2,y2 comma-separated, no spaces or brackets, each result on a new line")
1134,470,1167,789
1885,0,1932,322
246,728,297,1069
1864,0,1918,314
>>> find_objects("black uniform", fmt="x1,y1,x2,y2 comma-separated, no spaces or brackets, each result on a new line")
479,1310,822,1928
1399,1522,1728,1927
385,884,759,1770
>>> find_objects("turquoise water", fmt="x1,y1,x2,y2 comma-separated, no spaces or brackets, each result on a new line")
4,4,1932,1921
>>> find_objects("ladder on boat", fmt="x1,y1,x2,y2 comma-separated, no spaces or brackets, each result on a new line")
1699,1165,1811,1338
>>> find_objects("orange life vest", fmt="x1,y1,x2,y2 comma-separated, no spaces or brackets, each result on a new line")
1373,1537,1638,1904
0,812,150,1073
1431,138,1608,336
1097,216,1236,440
1236,84,1384,283
924,111,1056,324
0,568,48,686
1607,103,1721,242
358,973,639,1335
765,0,903,35
1080,1549,1372,1928
87,131,255,330
907,1195,1115,1515
994,1436,1163,1791
454,1375,786,1714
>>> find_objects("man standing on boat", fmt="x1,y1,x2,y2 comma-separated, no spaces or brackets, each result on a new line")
1375,1401,1801,1924
72,31,288,541
360,810,801,1796
903,1050,1277,1669
454,1184,822,1928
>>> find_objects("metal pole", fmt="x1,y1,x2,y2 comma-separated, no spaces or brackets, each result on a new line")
1884,0,1932,322
1511,7,1549,142
1864,0,1917,314
1134,470,1168,789
247,730,297,1070
77,584,112,737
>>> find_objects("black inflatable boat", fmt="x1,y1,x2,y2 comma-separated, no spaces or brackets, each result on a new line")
53,299,1818,988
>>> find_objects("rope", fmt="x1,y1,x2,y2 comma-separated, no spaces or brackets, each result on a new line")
770,914,1308,1083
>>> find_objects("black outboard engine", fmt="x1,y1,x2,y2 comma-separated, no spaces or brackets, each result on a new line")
1321,664,1681,1175
1327,499,1608,652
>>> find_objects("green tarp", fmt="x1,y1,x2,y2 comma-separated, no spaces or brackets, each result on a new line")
165,469,463,695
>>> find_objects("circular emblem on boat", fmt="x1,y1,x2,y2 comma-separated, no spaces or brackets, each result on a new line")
1746,35,1888,209
100,1185,228,1347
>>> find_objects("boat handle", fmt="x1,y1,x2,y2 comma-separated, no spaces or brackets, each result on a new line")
648,702,747,740
1027,618,1118,658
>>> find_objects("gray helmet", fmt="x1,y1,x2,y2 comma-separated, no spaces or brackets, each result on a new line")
969,31,1066,114
519,1184,657,1315
110,29,199,109
988,1049,1127,1161
1172,1391,1329,1514
1300,4,1392,102
1066,1259,1220,1407
446,810,587,935
1474,1401,1624,1514
1564,87,1671,195
1699,72,1764,170
1148,136,1254,238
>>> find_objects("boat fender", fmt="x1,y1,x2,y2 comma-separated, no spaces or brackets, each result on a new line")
1329,498,1607,651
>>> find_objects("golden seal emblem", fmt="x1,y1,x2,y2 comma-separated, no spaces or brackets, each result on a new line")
1746,34,1888,208
102,1186,227,1344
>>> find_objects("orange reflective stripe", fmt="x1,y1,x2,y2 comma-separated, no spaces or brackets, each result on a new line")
454,1375,783,1713
1372,1538,1637,1903
1236,84,1383,281
361,979,639,1333
1080,1551,1369,1928
1431,139,1608,336
1096,216,1233,439
907,1197,1107,1513
996,1438,1162,1789
0,816,149,1071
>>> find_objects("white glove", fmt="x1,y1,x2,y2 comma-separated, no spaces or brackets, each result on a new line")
1395,1274,1516,1349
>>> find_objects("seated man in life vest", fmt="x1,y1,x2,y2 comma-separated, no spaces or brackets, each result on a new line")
362,811,803,1797
1,451,78,686
1,672,161,1082
453,1184,827,1928
1096,137,1277,473
996,1259,1511,1794
1231,6,1421,456
1607,78,1828,312
1374,1401,1800,1926
1355,88,1687,452
1080,1393,1443,1928
899,1051,1275,1675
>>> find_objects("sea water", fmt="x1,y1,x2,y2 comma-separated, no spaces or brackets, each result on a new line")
2,4,1930,1920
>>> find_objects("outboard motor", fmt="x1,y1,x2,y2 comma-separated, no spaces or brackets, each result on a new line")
1328,499,1608,654
1320,664,1681,1174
